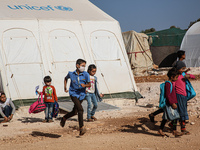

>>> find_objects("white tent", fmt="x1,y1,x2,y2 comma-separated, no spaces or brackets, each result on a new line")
122,30,153,76
181,22,200,67
0,0,138,101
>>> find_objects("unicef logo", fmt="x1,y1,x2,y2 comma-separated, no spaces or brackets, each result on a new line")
7,4,73,12
54,6,73,11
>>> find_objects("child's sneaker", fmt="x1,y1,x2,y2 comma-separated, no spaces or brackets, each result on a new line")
79,127,87,136
91,116,97,121
48,119,54,123
42,120,48,123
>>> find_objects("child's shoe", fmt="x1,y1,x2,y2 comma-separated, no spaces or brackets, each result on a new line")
149,114,155,123
60,117,66,127
79,126,87,136
42,120,48,123
87,119,94,122
181,130,190,135
48,119,54,123
91,116,97,121
172,131,183,137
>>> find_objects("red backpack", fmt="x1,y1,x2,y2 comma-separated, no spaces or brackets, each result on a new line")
29,93,46,114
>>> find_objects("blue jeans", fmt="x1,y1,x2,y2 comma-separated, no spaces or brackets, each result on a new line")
44,102,54,120
85,93,98,119
1,105,12,118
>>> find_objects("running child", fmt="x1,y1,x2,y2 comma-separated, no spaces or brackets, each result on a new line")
158,68,182,137
60,59,91,136
39,76,58,123
0,92,16,123
86,64,104,122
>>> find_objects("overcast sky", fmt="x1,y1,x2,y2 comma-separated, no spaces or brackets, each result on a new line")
89,0,200,32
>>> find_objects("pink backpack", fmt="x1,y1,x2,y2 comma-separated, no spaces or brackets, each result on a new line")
29,93,46,114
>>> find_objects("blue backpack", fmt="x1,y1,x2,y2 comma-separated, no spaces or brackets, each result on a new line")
182,72,196,101
159,81,172,108
51,102,59,118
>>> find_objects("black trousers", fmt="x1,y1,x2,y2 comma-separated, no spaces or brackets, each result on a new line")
152,108,164,116
63,96,84,128
160,119,177,130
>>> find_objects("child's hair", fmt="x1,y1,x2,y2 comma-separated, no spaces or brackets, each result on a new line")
0,92,5,97
44,76,52,83
167,68,178,79
177,50,185,59
76,59,86,65
87,64,96,73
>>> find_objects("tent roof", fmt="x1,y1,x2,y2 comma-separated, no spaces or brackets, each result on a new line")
186,22,200,35
147,28,186,36
180,22,200,67
147,28,186,47
0,0,116,21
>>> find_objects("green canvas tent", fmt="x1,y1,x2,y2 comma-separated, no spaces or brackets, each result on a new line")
147,28,186,67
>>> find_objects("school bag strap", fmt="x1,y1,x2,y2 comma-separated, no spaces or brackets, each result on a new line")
159,81,173,109
40,92,43,103
165,81,173,93
28,92,46,114
182,72,186,77
94,76,102,102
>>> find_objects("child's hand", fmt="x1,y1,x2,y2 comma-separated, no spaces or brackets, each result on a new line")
190,74,195,79
172,103,177,109
186,68,191,72
64,87,68,93
8,114,13,120
185,74,190,79
3,116,9,122
81,84,86,88
100,94,104,98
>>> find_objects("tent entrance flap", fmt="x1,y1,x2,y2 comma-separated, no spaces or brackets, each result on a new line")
91,30,134,94
49,29,86,96
2,29,44,100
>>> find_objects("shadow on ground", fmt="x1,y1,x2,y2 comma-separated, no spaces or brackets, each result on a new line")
30,131,62,138
120,117,171,137
18,117,43,123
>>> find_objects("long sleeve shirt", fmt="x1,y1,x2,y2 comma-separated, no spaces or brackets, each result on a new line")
175,75,187,96
42,85,58,103
0,98,16,117
165,82,177,105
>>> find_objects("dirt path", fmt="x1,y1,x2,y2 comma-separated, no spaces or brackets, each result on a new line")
1,80,200,150
1,112,200,150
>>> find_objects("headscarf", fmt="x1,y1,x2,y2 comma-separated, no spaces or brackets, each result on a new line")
174,60,186,70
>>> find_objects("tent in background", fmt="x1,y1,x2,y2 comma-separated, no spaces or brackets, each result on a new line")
181,22,200,67
147,28,186,67
122,31,153,76
0,0,141,106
